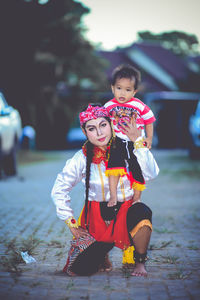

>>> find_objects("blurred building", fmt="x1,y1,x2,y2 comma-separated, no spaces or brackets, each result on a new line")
99,41,200,94
98,42,200,150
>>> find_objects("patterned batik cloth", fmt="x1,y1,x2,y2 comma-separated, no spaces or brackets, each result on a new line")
63,234,113,276
63,235,96,276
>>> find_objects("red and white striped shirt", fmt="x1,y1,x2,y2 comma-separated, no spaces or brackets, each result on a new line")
104,98,156,141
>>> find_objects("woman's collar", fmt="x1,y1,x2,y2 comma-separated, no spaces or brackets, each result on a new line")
82,143,109,164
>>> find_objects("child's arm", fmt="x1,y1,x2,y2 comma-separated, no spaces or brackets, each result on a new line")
132,190,142,203
144,123,154,149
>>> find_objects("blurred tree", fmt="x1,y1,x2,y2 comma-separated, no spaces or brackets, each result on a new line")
137,30,200,56
137,30,200,93
0,0,108,149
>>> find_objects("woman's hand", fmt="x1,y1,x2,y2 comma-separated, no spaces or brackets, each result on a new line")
120,118,141,142
69,226,91,239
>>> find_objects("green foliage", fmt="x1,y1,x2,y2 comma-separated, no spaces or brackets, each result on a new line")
0,0,108,149
137,30,200,56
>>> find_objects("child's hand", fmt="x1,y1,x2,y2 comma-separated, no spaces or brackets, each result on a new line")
144,137,152,149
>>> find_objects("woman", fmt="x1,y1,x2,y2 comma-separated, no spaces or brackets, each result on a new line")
51,104,159,277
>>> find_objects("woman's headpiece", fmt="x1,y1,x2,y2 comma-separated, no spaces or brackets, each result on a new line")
79,104,109,127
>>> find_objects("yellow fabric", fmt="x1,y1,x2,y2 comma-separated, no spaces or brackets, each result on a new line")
132,182,146,191
65,216,78,228
97,164,106,201
122,246,135,264
122,220,152,265
134,138,146,149
129,219,152,238
77,208,84,226
105,168,127,177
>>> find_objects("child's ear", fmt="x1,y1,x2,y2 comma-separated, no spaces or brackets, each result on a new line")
133,89,137,96
111,85,114,94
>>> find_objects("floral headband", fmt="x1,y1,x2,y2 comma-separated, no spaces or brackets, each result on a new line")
79,104,109,127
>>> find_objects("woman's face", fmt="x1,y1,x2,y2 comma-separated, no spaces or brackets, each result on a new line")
83,117,112,150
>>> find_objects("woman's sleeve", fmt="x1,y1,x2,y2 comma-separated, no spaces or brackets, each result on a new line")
51,150,85,221
133,138,159,181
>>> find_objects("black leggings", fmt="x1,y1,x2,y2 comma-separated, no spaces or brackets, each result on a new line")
70,202,152,276
127,202,152,231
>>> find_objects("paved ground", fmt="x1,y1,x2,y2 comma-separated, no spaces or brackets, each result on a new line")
0,148,200,300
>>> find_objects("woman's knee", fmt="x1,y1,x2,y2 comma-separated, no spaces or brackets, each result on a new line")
127,202,152,231
128,202,152,217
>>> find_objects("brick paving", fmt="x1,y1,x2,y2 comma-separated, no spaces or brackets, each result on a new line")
0,149,200,300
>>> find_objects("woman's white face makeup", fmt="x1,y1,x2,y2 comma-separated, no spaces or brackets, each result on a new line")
83,117,112,150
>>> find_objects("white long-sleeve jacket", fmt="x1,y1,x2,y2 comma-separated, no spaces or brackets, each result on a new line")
51,138,159,221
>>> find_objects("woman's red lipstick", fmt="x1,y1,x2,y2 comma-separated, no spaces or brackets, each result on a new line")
98,137,106,142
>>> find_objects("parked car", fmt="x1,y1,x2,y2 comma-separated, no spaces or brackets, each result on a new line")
0,91,22,177
188,100,200,159
144,91,200,155
66,127,86,149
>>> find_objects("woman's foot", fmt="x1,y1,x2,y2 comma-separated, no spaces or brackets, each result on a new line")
99,255,112,272
131,263,147,277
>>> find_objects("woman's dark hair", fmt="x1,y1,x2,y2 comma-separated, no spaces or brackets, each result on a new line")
84,140,94,228
81,103,112,228
111,64,141,90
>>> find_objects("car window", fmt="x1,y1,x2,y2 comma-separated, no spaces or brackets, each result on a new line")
195,100,200,116
0,93,7,110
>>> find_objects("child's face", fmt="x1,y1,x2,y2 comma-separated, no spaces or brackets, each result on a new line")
111,77,136,103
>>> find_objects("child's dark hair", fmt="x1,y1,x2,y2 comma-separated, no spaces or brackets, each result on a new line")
111,64,141,90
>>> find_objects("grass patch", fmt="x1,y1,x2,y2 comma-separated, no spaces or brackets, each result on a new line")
161,166,200,179
149,241,173,250
55,251,63,257
187,245,199,250
122,265,133,278
161,255,179,264
17,149,62,166
66,279,75,290
103,284,115,291
30,281,41,288
152,255,178,264
154,228,176,234
167,270,191,280
17,150,48,165
0,236,41,274
175,168,200,178
48,240,63,248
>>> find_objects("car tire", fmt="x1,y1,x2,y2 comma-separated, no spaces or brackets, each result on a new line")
3,139,18,176
189,144,200,160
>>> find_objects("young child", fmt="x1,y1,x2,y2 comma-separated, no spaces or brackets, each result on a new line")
104,64,156,207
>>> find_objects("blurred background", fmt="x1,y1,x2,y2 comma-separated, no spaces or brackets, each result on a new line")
0,0,200,177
